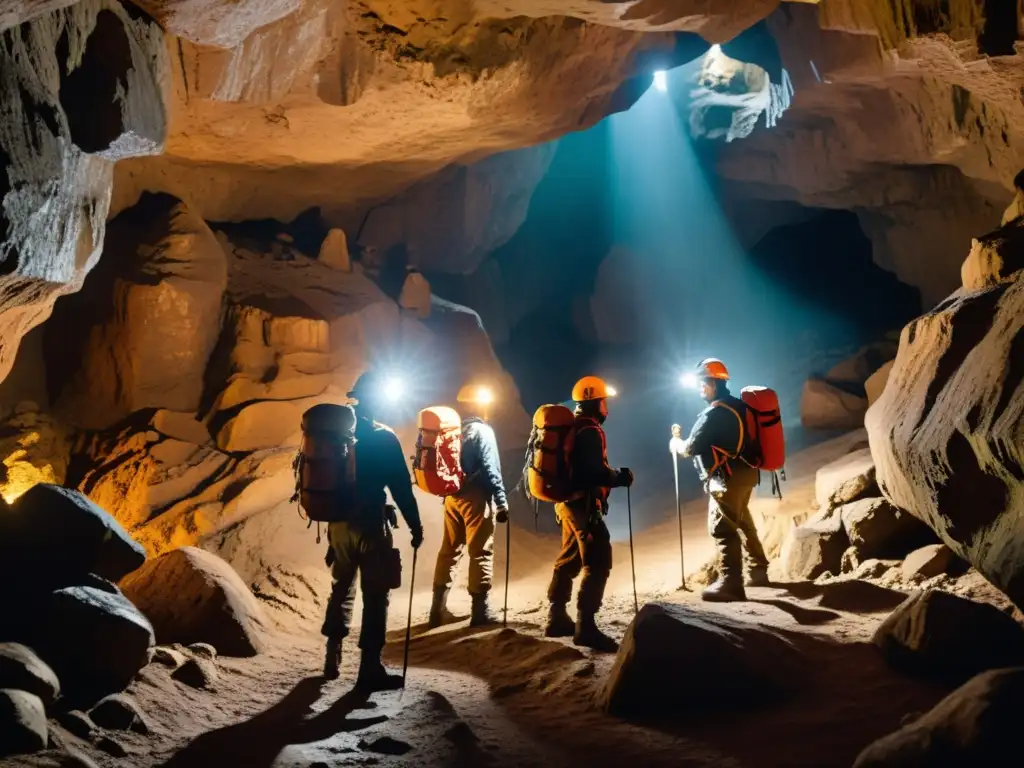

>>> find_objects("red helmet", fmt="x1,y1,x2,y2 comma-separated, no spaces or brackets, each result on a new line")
696,358,729,381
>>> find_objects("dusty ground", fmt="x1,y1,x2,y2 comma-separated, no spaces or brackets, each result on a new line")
7,432,1011,768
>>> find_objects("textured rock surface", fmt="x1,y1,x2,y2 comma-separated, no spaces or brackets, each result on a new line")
0,0,166,382
0,688,47,758
0,643,60,707
34,584,155,707
120,547,267,657
800,378,868,430
840,498,935,560
854,667,1024,767
0,403,69,504
778,509,849,581
866,199,1024,608
0,484,146,587
901,544,957,581
600,602,804,715
864,360,894,407
873,590,1024,684
814,448,877,512
47,195,228,431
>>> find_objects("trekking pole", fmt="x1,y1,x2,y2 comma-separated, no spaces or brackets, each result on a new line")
501,503,511,628
399,548,415,696
627,484,638,615
671,424,688,590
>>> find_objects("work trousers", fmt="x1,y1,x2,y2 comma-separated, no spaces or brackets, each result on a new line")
321,518,394,655
433,485,495,595
708,463,769,583
547,500,611,614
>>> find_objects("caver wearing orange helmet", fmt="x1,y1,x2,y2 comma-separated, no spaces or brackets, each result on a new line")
674,358,769,602
545,375,633,653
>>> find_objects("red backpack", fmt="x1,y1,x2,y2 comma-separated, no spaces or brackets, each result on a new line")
710,386,786,497
413,406,464,496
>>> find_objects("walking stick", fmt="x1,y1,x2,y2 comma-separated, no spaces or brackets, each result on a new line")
401,546,417,692
502,504,511,628
671,424,689,590
627,484,638,614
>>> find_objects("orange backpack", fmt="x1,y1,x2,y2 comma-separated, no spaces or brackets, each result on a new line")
525,404,579,503
413,406,465,497
292,404,358,522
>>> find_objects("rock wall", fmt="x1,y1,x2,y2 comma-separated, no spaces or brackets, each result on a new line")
0,0,166,383
866,182,1024,608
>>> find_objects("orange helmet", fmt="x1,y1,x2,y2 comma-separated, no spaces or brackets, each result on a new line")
696,358,729,381
572,376,617,402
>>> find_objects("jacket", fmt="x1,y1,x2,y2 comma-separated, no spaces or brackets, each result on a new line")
458,417,509,510
681,394,751,481
353,417,422,531
567,416,625,512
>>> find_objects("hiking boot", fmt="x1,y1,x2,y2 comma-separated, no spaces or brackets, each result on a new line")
469,593,498,627
544,603,575,638
746,566,770,588
573,612,619,653
355,657,403,692
322,637,342,680
427,587,458,629
702,578,747,603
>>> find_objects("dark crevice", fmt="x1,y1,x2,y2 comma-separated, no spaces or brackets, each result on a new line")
58,9,132,154
938,430,1008,541
978,0,1018,56
991,325,1024,425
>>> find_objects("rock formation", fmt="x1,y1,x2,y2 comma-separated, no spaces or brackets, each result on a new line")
866,185,1024,609
0,0,166,382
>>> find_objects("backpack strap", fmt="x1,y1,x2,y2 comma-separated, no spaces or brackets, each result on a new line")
709,400,745,460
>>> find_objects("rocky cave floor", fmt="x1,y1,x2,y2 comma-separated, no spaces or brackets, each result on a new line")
6,430,1021,768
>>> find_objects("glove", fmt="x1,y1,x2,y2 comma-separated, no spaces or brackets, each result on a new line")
410,527,424,549
324,546,336,568
495,507,509,524
617,467,634,488
669,436,686,456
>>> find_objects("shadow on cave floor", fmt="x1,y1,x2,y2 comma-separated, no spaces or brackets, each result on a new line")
780,580,910,614
156,679,384,768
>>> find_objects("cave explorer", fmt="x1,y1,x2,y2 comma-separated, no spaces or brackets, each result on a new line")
428,383,511,629
321,370,424,688
545,376,633,653
675,358,769,602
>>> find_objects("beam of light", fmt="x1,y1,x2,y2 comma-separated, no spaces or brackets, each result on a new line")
680,372,699,389
652,70,667,92
382,377,404,402
475,386,495,405
606,385,618,397
709,43,721,54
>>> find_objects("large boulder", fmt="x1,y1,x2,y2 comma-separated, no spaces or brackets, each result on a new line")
120,547,267,657
814,447,878,512
0,689,47,758
778,510,850,580
839,498,936,560
47,194,228,431
901,544,958,581
216,401,303,453
854,667,1024,767
0,644,60,707
873,590,1024,683
864,360,894,407
33,585,155,708
0,485,145,589
866,203,1024,608
801,378,869,430
826,340,899,388
600,602,804,715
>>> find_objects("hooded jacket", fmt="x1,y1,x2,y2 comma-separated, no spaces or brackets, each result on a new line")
681,392,752,481
354,417,422,531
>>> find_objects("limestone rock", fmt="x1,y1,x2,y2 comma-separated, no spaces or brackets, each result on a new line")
840,498,935,560
873,590,1024,683
901,544,957,581
120,547,267,657
814,448,877,512
864,360,894,407
779,510,850,581
0,406,69,504
0,484,145,588
0,0,166,384
399,271,431,319
187,643,217,660
960,214,1024,291
600,602,804,715
95,734,127,757
318,229,351,271
89,693,147,733
47,194,228,431
172,658,217,690
826,341,899,387
866,205,1024,609
840,546,861,574
800,378,869,430
34,585,154,708
150,411,211,446
854,667,1024,767
151,646,187,669
0,644,59,707
0,689,47,757
55,710,96,741
216,400,303,453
